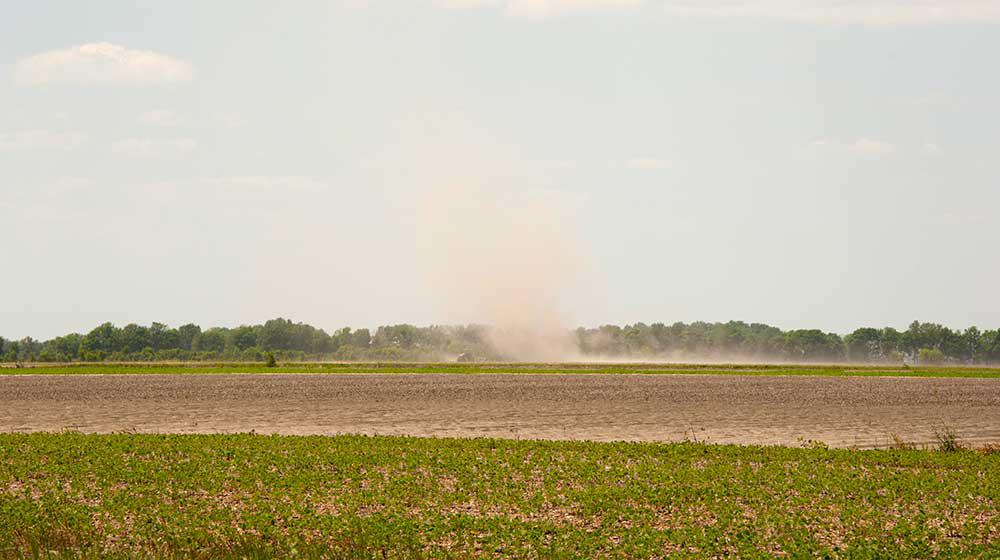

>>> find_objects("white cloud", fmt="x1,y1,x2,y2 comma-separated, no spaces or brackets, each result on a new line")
110,138,197,158
0,129,88,151
13,43,194,86
663,1,1000,25
811,138,897,157
138,109,181,127
439,0,1000,24
626,156,668,169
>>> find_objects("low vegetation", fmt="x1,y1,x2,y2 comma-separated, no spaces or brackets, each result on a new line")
4,362,1000,378
3,318,1000,364
1,433,996,558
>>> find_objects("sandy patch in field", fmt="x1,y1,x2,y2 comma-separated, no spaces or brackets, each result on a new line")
1,374,997,448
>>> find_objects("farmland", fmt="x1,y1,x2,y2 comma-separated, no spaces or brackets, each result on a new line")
3,370,999,448
5,361,1000,377
3,365,998,557
1,433,997,558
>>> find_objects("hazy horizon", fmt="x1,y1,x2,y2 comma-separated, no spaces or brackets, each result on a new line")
3,1,998,341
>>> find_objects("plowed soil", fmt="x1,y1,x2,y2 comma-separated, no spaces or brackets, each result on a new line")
2,373,998,448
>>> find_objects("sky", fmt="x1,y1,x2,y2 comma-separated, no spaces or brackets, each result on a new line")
1,0,998,340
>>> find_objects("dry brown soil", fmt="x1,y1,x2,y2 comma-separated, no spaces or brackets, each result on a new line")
2,373,998,448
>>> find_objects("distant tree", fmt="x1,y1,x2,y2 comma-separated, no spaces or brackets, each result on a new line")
918,347,946,365
47,334,83,361
960,327,982,363
120,324,151,353
15,318,1000,364
845,328,882,362
878,327,903,358
2,339,19,362
81,322,121,356
228,326,257,351
980,330,1000,363
149,322,180,351
259,318,294,351
374,324,420,349
622,323,648,354
16,337,43,362
197,328,227,353
309,329,332,354
177,324,202,352
334,345,361,361
784,330,845,362
351,328,371,348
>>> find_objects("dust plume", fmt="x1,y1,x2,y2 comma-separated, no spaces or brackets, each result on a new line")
399,122,593,361
418,175,585,361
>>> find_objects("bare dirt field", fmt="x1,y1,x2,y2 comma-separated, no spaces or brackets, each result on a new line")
2,373,998,448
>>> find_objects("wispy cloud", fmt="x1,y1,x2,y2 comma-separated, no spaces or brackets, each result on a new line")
13,43,194,86
110,138,197,158
439,0,1000,24
0,129,88,151
437,0,640,19
661,1,1000,25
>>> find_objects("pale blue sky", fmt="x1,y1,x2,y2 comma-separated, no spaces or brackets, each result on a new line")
2,1,998,340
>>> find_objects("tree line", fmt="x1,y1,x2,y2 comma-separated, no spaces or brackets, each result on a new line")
1,318,998,364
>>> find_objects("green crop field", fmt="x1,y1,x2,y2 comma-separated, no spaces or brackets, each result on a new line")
4,362,1000,378
1,433,996,558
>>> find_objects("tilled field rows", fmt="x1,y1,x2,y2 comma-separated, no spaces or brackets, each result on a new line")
2,373,998,447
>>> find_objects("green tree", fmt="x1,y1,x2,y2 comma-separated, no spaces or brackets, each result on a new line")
120,324,152,353
177,324,202,352
845,328,881,362
228,326,257,351
259,318,295,351
918,347,945,365
81,322,121,356
47,334,83,361
197,328,227,353
149,322,180,351
351,328,371,348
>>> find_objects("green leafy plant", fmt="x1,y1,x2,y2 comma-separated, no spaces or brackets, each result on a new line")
1,433,997,558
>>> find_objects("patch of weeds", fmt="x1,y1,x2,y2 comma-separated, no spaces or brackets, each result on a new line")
934,427,963,452
979,443,1000,455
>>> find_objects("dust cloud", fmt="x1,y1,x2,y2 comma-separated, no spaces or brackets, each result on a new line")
400,125,592,361
417,175,587,361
